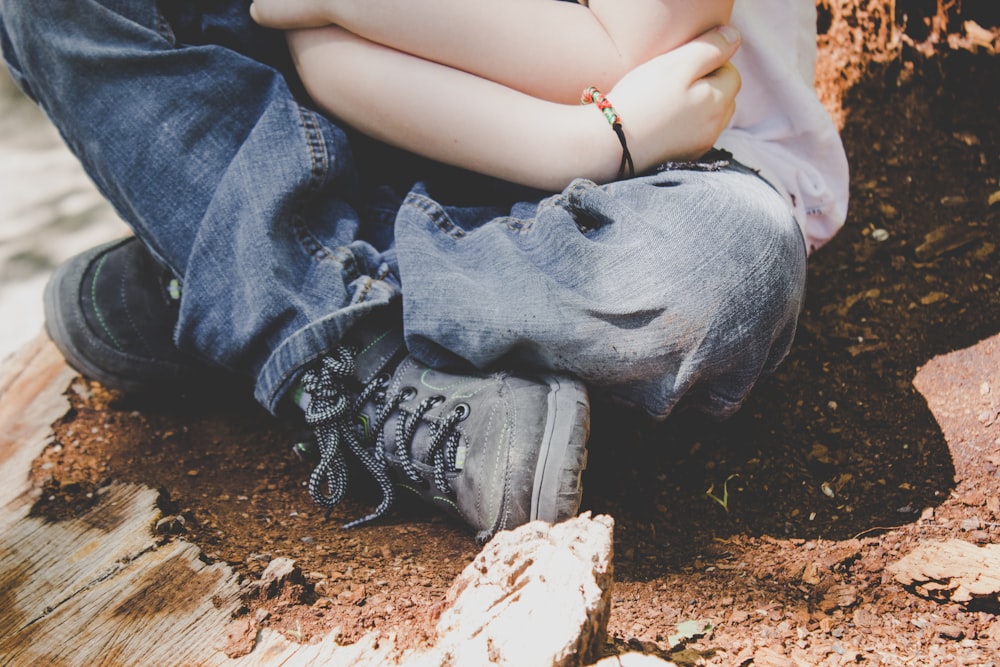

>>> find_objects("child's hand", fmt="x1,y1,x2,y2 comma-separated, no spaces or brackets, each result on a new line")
250,0,332,28
608,25,741,165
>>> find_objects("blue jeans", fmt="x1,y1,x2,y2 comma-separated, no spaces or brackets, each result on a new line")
0,0,806,420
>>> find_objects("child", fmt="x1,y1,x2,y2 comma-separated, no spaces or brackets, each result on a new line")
0,0,847,540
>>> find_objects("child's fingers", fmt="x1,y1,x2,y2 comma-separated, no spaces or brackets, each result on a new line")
249,1,330,29
702,61,742,101
707,61,741,125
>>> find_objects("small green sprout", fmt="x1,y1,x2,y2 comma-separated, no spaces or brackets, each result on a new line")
705,474,739,512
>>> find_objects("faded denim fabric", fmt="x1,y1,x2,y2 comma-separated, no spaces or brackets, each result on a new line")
397,162,806,419
1,0,805,419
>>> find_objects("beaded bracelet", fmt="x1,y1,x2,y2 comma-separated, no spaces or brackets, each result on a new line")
581,86,635,180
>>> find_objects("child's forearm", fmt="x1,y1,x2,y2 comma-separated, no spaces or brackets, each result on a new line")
289,25,740,191
256,0,733,104
289,28,622,189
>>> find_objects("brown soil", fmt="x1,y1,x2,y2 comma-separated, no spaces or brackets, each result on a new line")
25,1,1000,664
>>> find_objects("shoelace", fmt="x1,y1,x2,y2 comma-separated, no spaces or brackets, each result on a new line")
301,350,469,528
389,395,468,494
300,348,394,529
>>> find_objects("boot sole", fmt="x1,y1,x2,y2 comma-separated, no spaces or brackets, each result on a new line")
530,374,590,523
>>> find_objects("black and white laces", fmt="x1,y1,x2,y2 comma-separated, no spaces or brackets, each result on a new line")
300,348,394,528
388,393,470,495
299,349,471,528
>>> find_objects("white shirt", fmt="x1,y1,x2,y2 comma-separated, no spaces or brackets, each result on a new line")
720,1,850,254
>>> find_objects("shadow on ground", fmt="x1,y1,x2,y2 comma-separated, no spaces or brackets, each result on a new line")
591,48,998,583
25,29,999,653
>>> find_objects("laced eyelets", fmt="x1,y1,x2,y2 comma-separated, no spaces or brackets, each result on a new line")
371,373,391,400
302,352,474,525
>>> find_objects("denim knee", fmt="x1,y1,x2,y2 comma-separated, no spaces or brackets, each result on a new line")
393,159,806,419
613,167,806,418
560,166,807,419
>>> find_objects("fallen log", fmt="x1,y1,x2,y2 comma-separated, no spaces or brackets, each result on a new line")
0,331,74,512
0,334,669,666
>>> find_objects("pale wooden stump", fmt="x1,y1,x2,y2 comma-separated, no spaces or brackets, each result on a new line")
0,337,248,665
0,334,652,666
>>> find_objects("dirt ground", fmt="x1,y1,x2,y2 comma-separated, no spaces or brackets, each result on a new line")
23,1,1000,665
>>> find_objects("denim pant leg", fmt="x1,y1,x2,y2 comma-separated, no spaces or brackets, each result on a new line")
0,0,400,413
397,162,807,420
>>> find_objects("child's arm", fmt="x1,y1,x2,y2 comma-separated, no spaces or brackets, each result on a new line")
252,0,733,104
287,25,740,191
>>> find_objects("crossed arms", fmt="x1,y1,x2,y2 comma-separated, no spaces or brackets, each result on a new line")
252,0,739,190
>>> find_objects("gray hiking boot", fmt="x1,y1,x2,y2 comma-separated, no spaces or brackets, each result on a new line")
297,323,590,541
43,237,204,392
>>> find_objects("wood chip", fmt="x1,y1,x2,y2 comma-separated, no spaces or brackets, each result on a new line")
819,584,859,612
920,292,949,306
914,225,986,260
889,540,1000,605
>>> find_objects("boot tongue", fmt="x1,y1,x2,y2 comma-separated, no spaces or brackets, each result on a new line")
358,357,468,471
350,322,406,384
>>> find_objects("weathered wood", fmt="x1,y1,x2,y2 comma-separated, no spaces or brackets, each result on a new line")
1,485,163,644
418,513,615,667
0,336,625,666
889,540,1000,605
0,338,251,666
234,630,397,667
0,483,243,666
0,333,74,514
